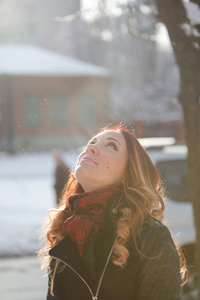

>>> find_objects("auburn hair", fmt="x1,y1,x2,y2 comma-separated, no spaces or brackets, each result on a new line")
39,123,186,290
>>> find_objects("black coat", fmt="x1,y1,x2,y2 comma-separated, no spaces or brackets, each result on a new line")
47,217,182,300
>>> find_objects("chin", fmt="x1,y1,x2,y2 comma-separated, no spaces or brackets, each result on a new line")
75,169,90,187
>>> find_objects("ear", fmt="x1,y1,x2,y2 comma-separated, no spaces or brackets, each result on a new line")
120,170,127,185
120,177,126,186
121,178,125,184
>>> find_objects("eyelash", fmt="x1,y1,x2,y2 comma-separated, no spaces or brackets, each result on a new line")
87,141,117,151
107,142,117,151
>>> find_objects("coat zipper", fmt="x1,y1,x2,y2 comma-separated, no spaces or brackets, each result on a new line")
95,236,118,298
50,255,95,299
50,236,118,300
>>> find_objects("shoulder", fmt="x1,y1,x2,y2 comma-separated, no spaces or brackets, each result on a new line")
143,216,173,239
144,215,168,230
134,217,182,299
139,216,178,258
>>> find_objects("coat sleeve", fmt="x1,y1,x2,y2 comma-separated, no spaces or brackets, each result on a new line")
136,221,182,300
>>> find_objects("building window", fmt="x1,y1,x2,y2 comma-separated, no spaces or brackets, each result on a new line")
81,94,96,126
25,95,42,127
52,95,68,126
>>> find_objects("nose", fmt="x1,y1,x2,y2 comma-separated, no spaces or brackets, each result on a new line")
86,144,98,155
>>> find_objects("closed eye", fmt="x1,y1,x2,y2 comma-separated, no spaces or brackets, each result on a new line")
87,140,96,146
107,142,117,151
88,138,97,145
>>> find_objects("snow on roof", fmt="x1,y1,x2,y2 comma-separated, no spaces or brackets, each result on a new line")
0,44,110,77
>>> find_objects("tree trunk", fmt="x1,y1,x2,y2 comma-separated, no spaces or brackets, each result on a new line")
155,0,200,295
181,70,200,294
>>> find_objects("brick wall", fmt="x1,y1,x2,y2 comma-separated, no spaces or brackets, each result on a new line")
0,75,110,151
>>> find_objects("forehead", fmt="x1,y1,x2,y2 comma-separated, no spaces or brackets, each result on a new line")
93,130,126,145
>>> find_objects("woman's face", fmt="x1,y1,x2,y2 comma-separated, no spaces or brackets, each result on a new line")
75,130,128,192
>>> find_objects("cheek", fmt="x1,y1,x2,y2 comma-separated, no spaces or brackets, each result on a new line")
101,156,113,170
104,157,127,176
102,158,119,173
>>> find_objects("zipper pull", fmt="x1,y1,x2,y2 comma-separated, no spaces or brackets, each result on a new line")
92,297,98,300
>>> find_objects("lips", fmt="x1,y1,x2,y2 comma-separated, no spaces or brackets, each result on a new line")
80,156,98,165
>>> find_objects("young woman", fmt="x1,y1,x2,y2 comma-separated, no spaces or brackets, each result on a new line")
39,124,186,300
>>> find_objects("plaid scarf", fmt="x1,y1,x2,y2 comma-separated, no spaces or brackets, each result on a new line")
63,185,122,257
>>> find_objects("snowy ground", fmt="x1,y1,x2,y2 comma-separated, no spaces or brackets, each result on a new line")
0,151,78,257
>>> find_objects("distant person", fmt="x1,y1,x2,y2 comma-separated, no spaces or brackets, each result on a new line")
53,151,70,205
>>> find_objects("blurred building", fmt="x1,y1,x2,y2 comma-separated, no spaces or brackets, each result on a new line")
0,0,186,142
0,44,110,152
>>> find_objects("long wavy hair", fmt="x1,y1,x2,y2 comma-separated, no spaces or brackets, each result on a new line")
39,123,186,289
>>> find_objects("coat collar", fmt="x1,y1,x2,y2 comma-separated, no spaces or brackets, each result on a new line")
49,235,90,283
49,225,117,287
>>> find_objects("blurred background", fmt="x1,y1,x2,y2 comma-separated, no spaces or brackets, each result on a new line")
0,0,199,299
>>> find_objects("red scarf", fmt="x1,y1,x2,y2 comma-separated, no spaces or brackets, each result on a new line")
63,185,122,257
